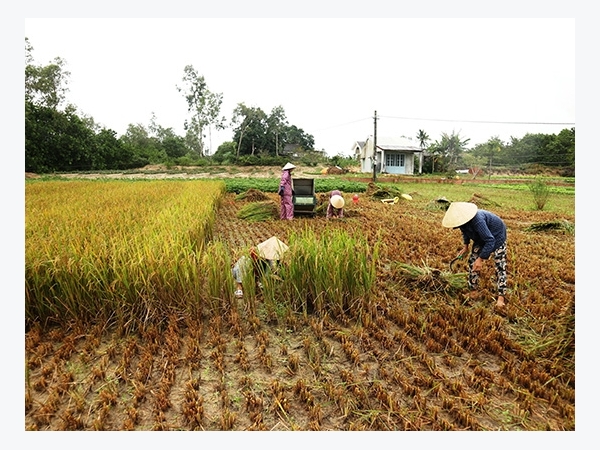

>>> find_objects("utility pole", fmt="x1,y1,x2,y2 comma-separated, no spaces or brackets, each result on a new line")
372,110,378,182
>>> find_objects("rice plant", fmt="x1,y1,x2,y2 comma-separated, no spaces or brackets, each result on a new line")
236,201,278,222
201,240,235,316
394,261,468,293
528,177,551,210
26,179,225,331
279,228,379,320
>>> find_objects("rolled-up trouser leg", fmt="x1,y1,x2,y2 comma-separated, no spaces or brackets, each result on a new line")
468,247,480,291
493,242,508,296
232,256,251,284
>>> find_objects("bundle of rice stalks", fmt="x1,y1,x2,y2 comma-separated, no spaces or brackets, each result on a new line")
426,197,451,211
510,297,574,366
524,220,574,234
310,193,328,215
235,188,268,202
365,183,404,200
394,262,467,293
237,201,278,222
469,192,501,208
315,203,328,214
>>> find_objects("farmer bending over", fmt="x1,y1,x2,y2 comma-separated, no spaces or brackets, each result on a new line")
232,236,289,298
442,202,508,308
327,190,345,219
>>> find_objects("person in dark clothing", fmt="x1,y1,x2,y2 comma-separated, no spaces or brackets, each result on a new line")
442,202,508,308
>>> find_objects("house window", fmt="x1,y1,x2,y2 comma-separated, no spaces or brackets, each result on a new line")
385,153,405,167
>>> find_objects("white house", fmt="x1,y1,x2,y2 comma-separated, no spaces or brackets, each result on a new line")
354,136,423,175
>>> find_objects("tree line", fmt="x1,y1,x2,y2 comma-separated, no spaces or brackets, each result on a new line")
416,127,574,177
25,38,320,173
25,38,574,176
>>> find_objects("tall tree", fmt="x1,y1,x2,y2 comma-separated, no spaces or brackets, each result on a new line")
266,105,288,156
443,131,470,167
285,124,315,151
467,136,503,178
231,103,268,157
417,129,430,149
149,112,188,159
428,131,470,173
119,123,164,164
177,65,226,156
509,133,554,166
416,129,429,175
484,136,503,177
25,37,71,110
25,102,95,172
543,128,575,167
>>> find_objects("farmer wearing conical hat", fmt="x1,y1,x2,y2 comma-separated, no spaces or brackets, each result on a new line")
326,190,345,219
278,162,295,220
232,237,289,298
442,202,508,308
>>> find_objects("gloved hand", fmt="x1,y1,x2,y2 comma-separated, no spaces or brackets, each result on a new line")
278,187,284,196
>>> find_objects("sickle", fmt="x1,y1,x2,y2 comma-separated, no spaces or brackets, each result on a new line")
449,255,463,271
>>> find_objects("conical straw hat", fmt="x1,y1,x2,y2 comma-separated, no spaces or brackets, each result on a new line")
257,236,289,260
442,202,478,228
330,195,345,209
282,162,296,171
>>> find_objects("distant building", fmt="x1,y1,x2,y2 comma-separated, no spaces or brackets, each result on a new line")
351,140,366,158
282,143,302,157
353,136,423,175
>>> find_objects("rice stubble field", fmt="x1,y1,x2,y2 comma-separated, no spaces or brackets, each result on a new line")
24,175,575,433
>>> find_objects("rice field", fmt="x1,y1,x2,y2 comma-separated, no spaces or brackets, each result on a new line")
25,177,575,432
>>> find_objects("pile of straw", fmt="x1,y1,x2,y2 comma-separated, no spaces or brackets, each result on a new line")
236,188,269,202
524,220,574,234
394,262,467,293
237,201,278,222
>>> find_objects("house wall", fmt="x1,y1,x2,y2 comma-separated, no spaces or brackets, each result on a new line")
359,139,380,173
359,137,417,175
381,151,415,175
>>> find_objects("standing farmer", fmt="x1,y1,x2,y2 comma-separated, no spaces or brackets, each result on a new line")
442,202,508,308
326,190,345,219
278,162,295,220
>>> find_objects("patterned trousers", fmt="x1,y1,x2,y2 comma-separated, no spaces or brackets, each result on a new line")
468,242,508,296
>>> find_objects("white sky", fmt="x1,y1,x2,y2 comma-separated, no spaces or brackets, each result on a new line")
23,17,575,156
6,1,599,447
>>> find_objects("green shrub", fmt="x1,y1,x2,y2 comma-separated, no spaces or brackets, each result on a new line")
528,177,551,210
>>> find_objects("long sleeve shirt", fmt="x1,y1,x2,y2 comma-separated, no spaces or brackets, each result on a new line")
459,210,506,259
279,170,293,195
326,190,344,218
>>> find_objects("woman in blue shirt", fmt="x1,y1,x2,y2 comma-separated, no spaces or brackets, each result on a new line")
442,202,508,308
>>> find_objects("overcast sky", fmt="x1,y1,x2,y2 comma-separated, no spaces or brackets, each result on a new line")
24,18,575,156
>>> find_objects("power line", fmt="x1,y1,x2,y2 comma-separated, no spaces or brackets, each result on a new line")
379,115,575,126
310,117,372,132
309,114,574,135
